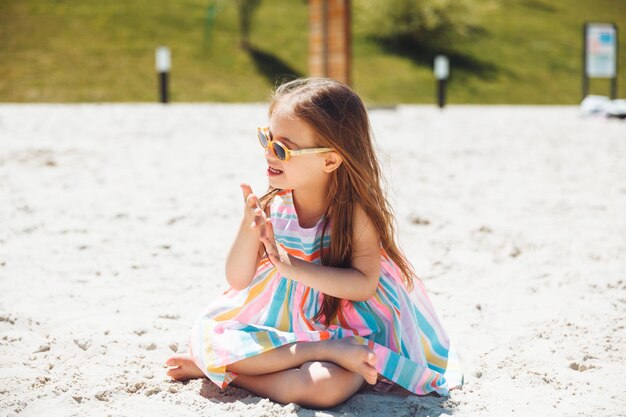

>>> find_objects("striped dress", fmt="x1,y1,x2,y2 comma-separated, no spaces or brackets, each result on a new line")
190,190,463,395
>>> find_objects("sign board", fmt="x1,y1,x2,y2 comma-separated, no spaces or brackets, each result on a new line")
585,23,617,78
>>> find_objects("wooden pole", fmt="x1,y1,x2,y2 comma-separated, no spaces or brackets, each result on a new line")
308,0,351,85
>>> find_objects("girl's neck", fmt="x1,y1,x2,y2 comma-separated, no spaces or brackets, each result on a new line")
291,188,327,229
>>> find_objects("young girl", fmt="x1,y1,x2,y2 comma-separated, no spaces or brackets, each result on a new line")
166,78,463,408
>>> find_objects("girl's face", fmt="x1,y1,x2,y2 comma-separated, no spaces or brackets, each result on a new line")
264,110,330,191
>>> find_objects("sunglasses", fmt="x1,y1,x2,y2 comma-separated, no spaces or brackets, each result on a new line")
257,127,334,161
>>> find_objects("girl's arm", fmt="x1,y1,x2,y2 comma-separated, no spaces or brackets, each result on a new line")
259,203,381,301
225,184,265,290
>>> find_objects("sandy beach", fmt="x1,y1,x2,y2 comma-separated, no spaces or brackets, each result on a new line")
0,104,624,416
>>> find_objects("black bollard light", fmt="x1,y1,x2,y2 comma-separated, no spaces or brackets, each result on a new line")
155,46,171,103
434,55,449,109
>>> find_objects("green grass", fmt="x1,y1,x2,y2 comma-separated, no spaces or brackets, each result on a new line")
0,0,625,103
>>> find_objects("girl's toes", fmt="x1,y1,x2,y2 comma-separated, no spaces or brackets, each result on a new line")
359,356,378,385
165,355,184,367
368,370,378,385
362,366,377,385
166,367,184,380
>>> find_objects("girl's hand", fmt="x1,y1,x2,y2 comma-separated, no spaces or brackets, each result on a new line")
241,183,294,276
241,184,270,238
225,184,266,290
240,183,262,225
258,212,293,273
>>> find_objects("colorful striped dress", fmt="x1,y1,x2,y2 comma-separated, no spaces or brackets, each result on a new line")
190,190,463,395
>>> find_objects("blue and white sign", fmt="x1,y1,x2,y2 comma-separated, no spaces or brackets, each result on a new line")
585,23,617,78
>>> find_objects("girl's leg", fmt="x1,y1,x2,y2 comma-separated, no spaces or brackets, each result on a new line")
166,337,377,384
227,337,377,384
232,361,365,409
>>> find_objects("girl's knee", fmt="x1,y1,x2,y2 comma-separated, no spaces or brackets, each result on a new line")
295,362,363,409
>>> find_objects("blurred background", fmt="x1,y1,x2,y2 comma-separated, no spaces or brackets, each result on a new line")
0,0,624,104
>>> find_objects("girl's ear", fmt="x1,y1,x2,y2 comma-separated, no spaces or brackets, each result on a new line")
323,151,343,173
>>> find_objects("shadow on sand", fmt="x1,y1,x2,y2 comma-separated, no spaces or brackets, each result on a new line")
247,46,303,86
198,379,250,403
198,379,456,417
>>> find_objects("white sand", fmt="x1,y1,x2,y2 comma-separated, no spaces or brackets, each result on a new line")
0,104,624,417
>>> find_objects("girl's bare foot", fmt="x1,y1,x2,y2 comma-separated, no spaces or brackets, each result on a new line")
166,354,206,381
329,338,378,385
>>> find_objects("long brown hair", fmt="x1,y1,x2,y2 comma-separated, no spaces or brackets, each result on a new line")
262,78,416,326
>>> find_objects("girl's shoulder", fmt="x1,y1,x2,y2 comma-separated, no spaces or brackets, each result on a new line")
352,202,378,241
352,201,368,219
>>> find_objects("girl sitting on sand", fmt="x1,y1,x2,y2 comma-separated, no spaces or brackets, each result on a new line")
166,78,462,408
